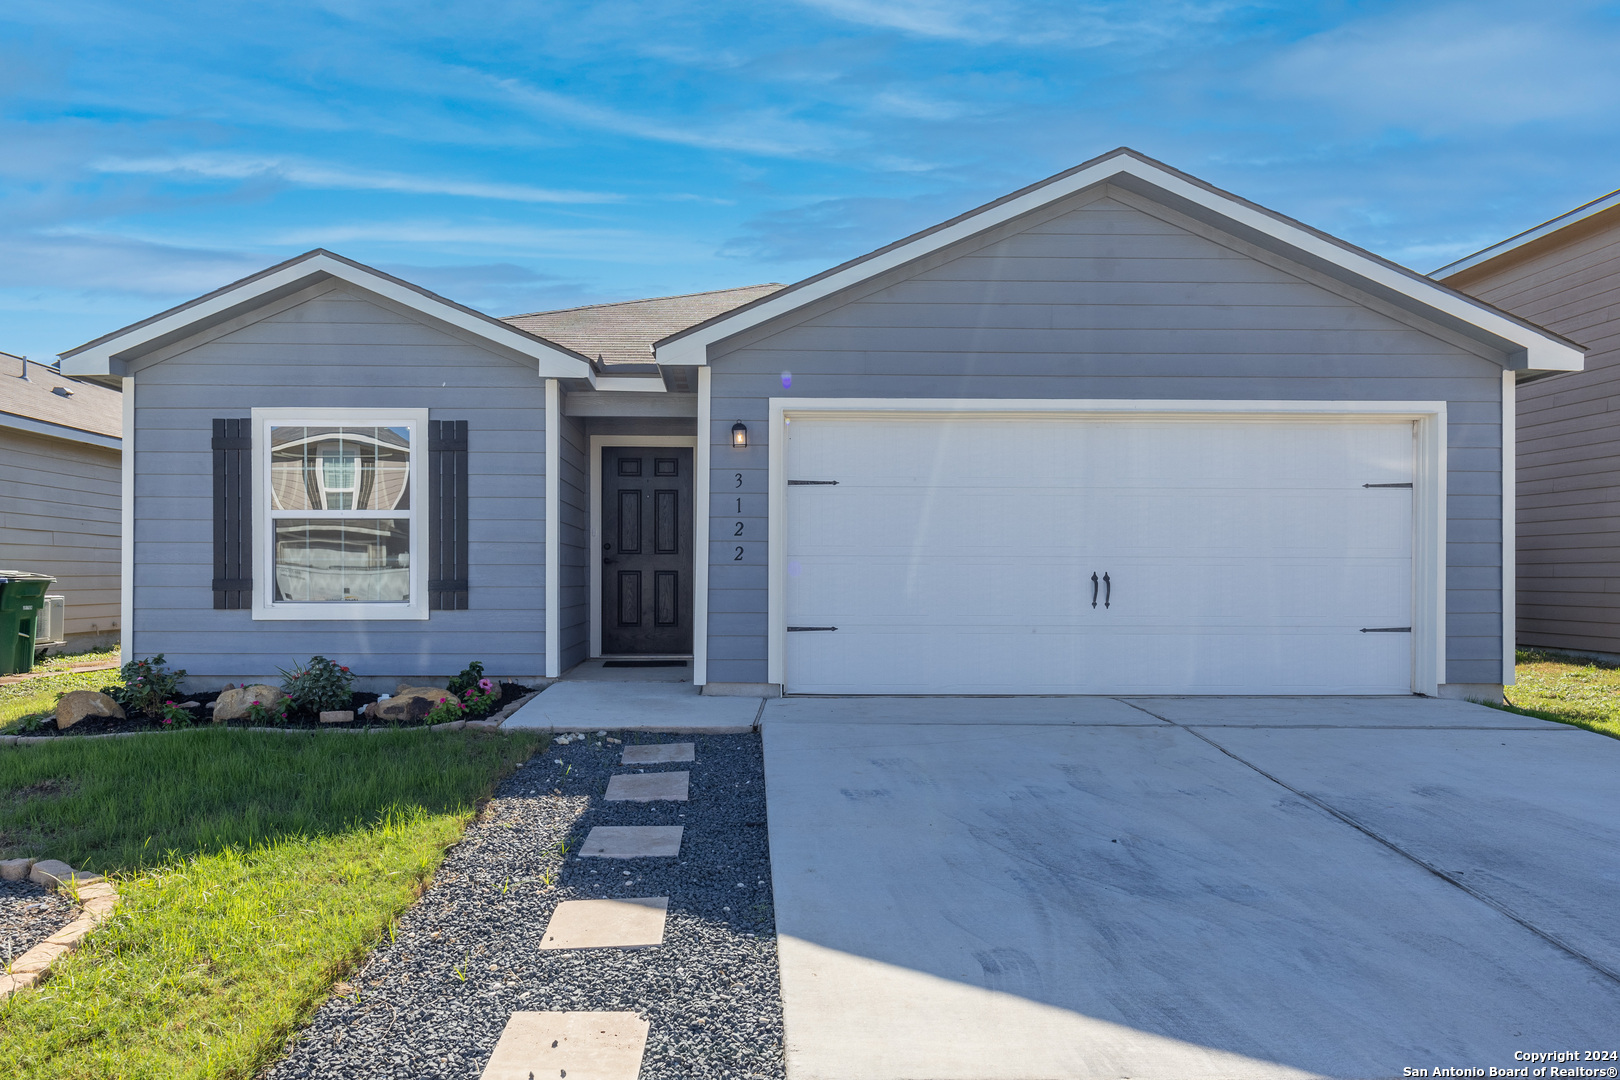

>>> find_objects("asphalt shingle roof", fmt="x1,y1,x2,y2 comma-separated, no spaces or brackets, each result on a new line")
502,284,783,367
0,353,122,440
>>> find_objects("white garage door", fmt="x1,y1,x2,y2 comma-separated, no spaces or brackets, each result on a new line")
783,415,1415,695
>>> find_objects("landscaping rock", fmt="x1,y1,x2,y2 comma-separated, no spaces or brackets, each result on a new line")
319,710,355,724
0,857,36,881
214,684,284,721
365,686,458,723
54,690,124,730
28,860,75,888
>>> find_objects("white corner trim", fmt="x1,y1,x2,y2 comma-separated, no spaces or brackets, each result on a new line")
546,380,561,678
694,366,712,685
1503,370,1516,687
119,378,134,664
766,397,1448,696
586,434,700,659
249,407,429,621
0,412,121,451
654,156,1581,372
60,252,591,379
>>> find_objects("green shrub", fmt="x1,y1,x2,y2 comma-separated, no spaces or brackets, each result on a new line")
446,660,485,698
279,656,355,714
103,654,186,717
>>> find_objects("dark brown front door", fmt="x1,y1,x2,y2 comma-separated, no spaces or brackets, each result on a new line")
601,446,694,655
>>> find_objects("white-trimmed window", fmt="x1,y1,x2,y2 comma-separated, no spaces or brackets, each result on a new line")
251,408,429,620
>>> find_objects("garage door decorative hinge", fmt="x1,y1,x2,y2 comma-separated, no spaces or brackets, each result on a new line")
788,480,839,485
1360,626,1412,633
1363,482,1413,488
787,626,838,632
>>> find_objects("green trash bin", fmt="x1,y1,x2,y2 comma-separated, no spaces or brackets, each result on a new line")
0,570,57,675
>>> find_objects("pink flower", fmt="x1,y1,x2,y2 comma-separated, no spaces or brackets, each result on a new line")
252,700,261,706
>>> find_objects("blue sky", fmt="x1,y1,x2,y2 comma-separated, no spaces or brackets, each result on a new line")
4,0,1619,362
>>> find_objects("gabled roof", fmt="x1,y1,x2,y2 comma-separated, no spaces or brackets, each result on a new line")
1432,186,1620,281
504,284,783,367
653,147,1583,374
58,250,593,380
0,352,121,449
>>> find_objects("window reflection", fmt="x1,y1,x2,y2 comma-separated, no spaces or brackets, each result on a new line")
273,519,411,603
269,426,411,511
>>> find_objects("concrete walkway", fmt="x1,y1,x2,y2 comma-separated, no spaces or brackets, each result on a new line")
761,696,1620,1080
504,661,763,733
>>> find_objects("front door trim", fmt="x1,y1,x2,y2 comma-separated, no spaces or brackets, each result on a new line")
590,435,699,657
768,398,1447,695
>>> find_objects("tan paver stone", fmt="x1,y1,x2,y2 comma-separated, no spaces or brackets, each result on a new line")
539,897,668,950
604,771,688,802
621,741,695,765
480,1011,649,1080
10,942,70,974
75,881,118,901
580,825,683,859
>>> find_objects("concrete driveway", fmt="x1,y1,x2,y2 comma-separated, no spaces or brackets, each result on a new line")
760,696,1620,1080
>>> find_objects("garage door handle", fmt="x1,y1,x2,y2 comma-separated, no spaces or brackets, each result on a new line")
1360,626,1411,633
787,626,838,632
1103,572,1111,609
1091,572,1099,608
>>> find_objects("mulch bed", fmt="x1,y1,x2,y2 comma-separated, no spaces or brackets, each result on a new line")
15,683,533,738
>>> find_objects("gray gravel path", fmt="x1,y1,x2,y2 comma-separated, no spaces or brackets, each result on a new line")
1,879,77,969
267,731,784,1079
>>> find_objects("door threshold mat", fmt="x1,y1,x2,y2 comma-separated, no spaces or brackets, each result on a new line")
602,660,689,668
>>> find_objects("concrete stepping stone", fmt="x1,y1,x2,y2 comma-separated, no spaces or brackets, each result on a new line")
621,741,694,765
580,825,683,859
480,1010,649,1080
540,897,668,950
604,771,688,802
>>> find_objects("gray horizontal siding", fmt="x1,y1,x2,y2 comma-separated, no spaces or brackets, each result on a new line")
558,413,589,671
707,194,1506,687
1454,211,1620,653
132,286,547,679
0,427,122,641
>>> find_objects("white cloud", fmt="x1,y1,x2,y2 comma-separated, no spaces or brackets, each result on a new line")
92,153,622,204
790,0,1250,47
486,76,852,158
1256,3,1620,133
266,219,713,263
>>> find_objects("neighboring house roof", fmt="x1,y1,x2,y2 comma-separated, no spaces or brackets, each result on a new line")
1433,187,1620,281
503,284,784,367
653,146,1584,374
0,352,122,450
58,250,593,381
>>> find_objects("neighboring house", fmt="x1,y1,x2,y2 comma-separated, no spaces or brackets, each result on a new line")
1436,189,1620,660
0,351,122,651
59,148,1583,698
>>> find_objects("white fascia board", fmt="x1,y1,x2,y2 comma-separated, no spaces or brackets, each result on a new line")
60,253,591,379
590,375,667,393
0,411,121,450
656,156,1582,373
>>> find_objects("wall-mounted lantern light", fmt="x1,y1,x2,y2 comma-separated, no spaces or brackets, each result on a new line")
731,422,749,448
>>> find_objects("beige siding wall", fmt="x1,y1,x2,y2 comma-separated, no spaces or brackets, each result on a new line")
0,426,121,645
1450,210,1620,654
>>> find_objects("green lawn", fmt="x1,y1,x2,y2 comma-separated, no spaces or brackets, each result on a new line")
1488,648,1620,741
0,646,121,731
0,725,544,1079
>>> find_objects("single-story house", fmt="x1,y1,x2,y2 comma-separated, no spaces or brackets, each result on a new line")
0,351,123,652
59,148,1583,698
1435,189,1620,660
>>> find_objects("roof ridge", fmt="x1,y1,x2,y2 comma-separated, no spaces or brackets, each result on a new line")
503,283,784,320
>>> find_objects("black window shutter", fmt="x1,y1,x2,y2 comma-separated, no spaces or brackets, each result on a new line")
212,418,252,609
429,419,469,610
